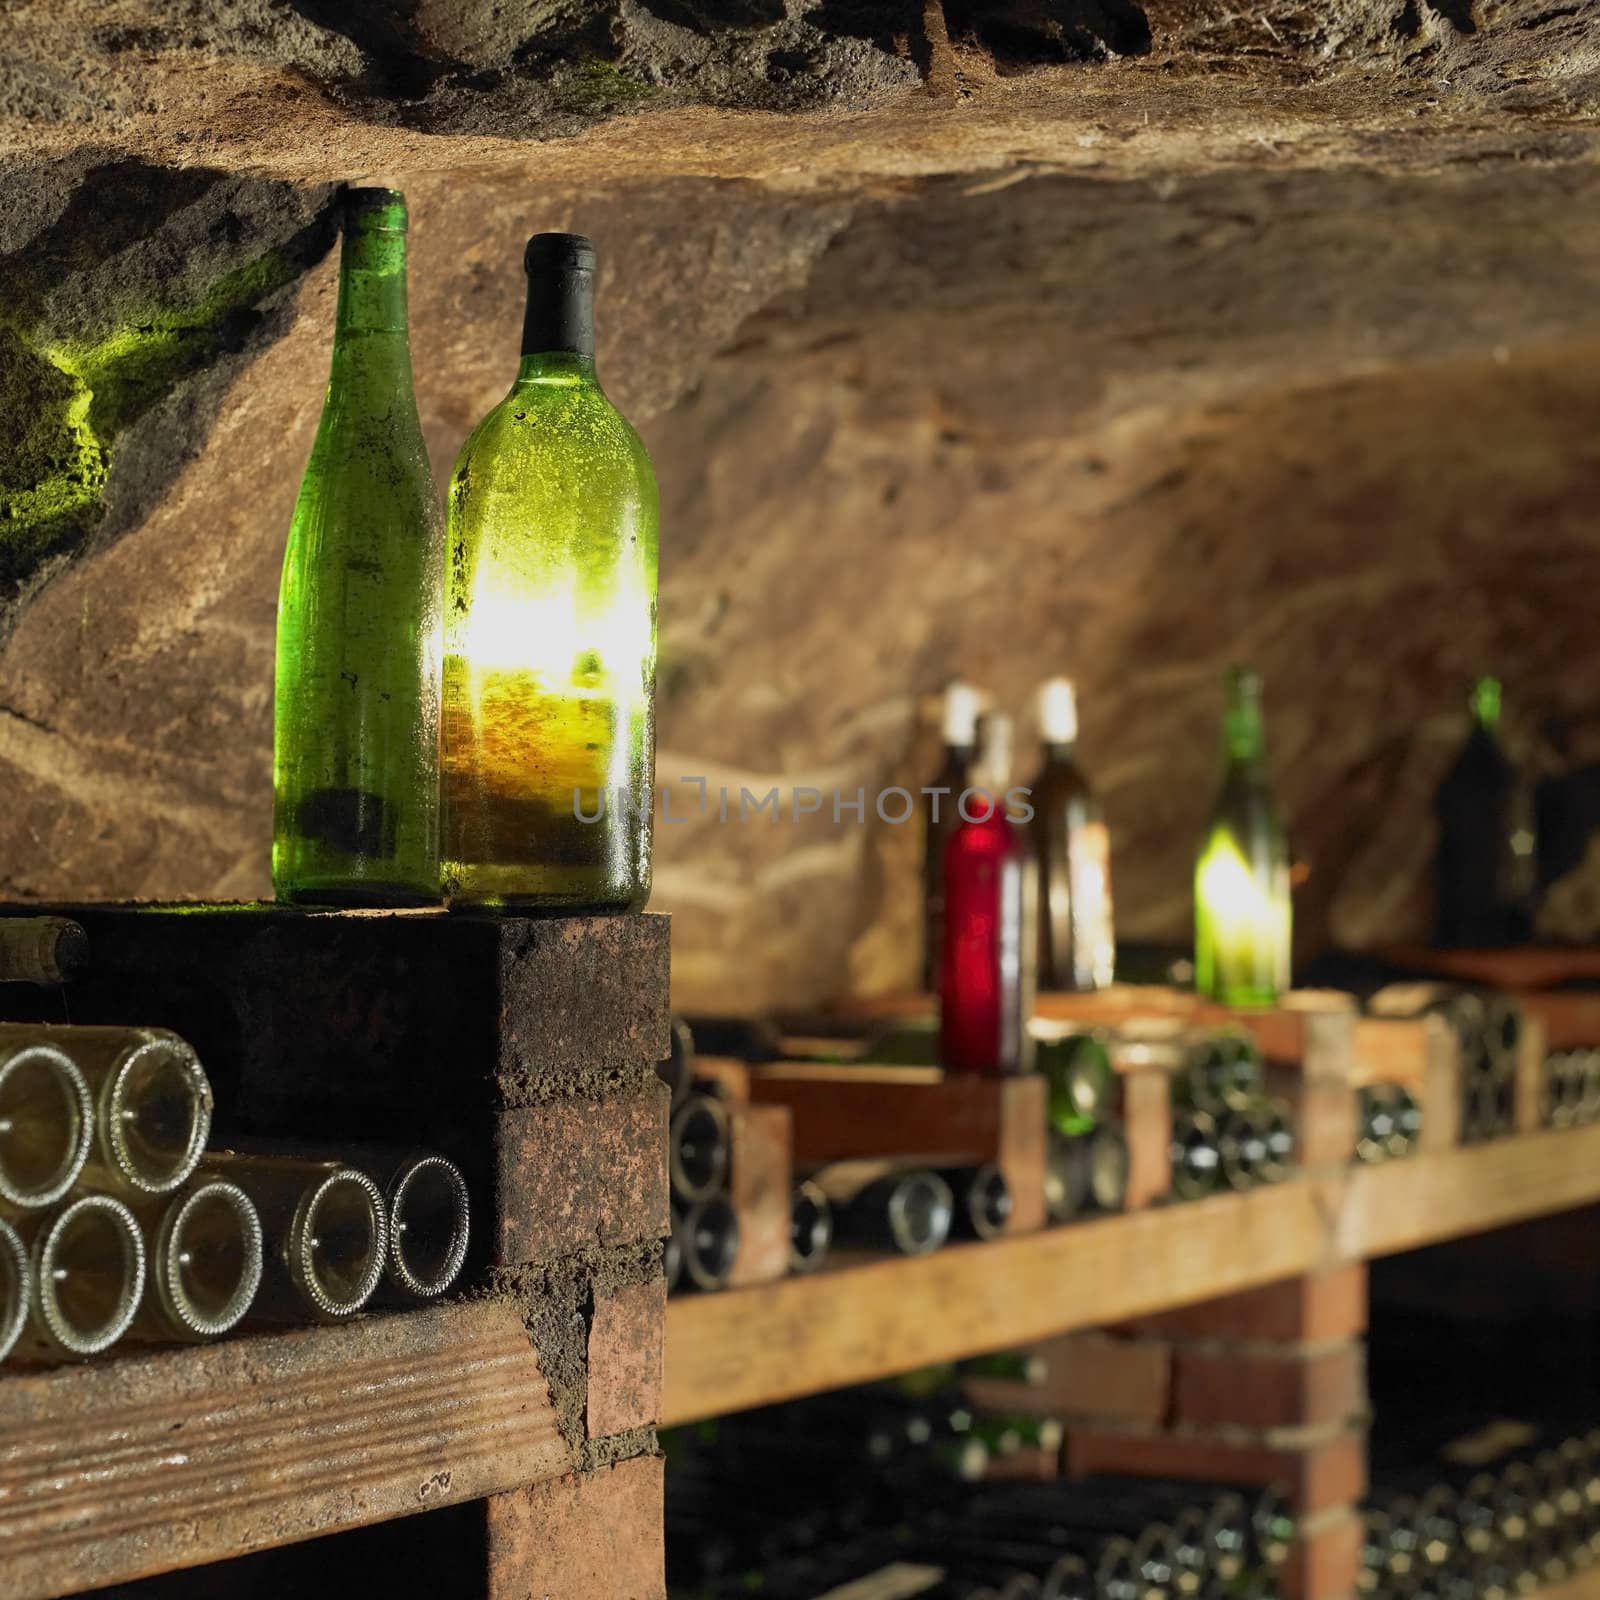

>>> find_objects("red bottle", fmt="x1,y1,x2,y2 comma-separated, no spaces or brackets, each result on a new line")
940,712,1037,1076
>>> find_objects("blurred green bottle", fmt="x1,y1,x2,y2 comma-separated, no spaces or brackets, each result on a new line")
1194,665,1291,1006
441,233,659,911
272,188,443,906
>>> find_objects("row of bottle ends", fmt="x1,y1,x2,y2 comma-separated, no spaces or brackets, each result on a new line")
0,1020,470,1367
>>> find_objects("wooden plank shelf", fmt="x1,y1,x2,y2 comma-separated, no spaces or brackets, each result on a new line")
0,1299,568,1600
1539,1571,1600,1600
663,1122,1600,1425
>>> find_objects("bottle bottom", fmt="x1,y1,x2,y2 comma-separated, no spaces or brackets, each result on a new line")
444,890,648,917
442,859,649,916
1202,985,1281,1010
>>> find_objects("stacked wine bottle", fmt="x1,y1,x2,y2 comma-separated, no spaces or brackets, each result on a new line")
1036,1034,1130,1223
1164,1031,1295,1200
1353,1083,1425,1164
0,1021,470,1365
662,1019,744,1293
665,1377,1292,1599
804,1156,1013,1259
1360,1422,1600,1598
1542,1049,1600,1129
1364,983,1522,1142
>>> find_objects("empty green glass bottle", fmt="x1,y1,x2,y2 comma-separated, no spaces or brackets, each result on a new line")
272,188,443,906
442,233,659,910
1194,665,1291,1006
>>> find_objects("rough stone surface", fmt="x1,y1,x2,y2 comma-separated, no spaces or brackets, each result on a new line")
2,2,1600,1010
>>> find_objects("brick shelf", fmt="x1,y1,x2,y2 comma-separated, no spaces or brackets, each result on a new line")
0,904,672,1600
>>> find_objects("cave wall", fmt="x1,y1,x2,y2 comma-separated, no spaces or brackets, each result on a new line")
2,1,1600,1011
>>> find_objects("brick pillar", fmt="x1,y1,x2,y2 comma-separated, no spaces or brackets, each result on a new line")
15,905,673,1600
1064,1264,1370,1600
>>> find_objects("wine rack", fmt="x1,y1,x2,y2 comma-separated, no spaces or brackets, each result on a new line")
0,904,670,1600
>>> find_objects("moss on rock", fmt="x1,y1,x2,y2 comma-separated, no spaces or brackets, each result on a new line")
0,164,335,626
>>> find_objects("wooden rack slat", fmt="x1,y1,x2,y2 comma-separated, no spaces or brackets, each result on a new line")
0,1299,568,1600
664,1123,1600,1425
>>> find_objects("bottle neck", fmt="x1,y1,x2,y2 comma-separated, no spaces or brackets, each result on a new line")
334,225,410,337
1471,677,1502,734
1221,695,1266,771
521,265,595,361
515,349,598,385
1043,739,1077,762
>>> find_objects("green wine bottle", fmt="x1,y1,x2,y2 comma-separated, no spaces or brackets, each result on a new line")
1194,665,1291,1006
272,188,443,906
442,234,659,911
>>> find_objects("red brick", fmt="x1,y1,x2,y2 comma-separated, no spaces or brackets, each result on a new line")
486,1456,664,1600
1121,1265,1368,1344
1122,1067,1172,1210
982,1444,1061,1483
1055,1333,1172,1424
963,1333,1171,1426
1172,1343,1365,1430
1280,1509,1364,1600
1065,1424,1367,1516
727,1103,793,1290
495,1084,668,1263
587,1277,665,1439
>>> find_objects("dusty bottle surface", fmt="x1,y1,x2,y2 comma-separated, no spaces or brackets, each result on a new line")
1029,677,1115,993
923,680,980,993
1194,665,1291,1007
1434,676,1537,947
273,187,444,907
940,713,1037,1076
442,233,659,911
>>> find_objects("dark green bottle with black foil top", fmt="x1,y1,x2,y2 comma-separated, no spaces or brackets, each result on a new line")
273,188,443,906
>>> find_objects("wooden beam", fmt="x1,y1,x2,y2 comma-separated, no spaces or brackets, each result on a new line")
664,1123,1600,1426
665,1183,1334,1423
1339,1121,1600,1259
1519,991,1600,1050
0,1299,569,1600
1377,945,1600,990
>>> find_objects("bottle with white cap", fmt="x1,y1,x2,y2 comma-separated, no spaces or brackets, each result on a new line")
921,681,983,992
1029,676,1115,992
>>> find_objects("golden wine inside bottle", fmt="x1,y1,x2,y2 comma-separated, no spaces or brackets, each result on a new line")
442,234,658,911
0,1033,93,1212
